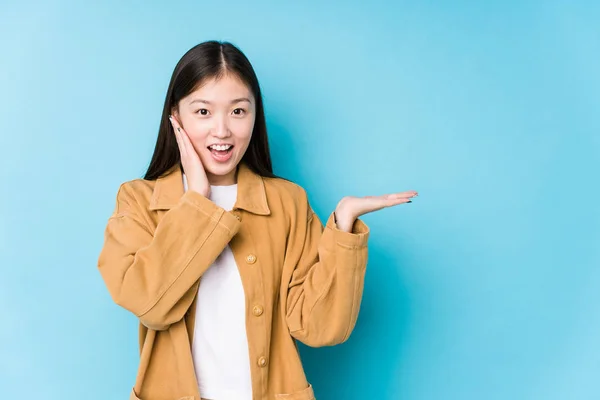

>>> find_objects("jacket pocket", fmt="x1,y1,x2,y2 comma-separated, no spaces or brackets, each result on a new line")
274,384,315,400
130,388,194,400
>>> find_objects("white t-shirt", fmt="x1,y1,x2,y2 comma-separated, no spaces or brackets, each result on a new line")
183,174,252,400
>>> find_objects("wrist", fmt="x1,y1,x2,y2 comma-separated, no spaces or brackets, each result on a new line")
333,209,356,233
189,185,210,198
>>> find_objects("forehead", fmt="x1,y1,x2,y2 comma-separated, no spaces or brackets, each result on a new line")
188,73,253,101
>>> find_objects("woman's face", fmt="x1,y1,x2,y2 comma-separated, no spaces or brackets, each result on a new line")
173,73,256,186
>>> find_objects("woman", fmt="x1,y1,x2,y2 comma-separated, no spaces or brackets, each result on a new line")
98,40,417,400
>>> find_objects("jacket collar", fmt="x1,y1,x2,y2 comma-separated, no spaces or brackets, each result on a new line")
149,162,271,215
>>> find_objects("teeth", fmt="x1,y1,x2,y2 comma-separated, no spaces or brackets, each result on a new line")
210,144,232,151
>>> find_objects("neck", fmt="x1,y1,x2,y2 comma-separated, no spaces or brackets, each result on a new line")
207,167,238,186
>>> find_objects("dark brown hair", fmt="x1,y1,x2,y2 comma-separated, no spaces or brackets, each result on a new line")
144,40,278,181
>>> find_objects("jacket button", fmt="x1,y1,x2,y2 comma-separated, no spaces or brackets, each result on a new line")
252,305,264,316
246,254,257,264
234,214,241,221
258,356,268,367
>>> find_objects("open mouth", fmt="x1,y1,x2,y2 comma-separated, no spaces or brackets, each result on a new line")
207,144,234,162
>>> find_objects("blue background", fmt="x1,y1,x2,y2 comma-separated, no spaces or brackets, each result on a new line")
1,1,599,399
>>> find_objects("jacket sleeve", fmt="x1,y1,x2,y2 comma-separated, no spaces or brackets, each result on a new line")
285,204,369,347
97,183,240,331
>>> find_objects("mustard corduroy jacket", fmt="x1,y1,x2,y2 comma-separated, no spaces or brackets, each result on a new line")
97,162,369,400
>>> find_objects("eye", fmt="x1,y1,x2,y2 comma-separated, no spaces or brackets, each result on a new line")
232,108,246,116
196,109,209,116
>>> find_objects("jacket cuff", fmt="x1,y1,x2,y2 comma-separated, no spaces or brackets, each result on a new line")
180,190,240,233
325,212,369,248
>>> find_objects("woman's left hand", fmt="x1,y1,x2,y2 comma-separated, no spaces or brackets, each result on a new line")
334,190,418,232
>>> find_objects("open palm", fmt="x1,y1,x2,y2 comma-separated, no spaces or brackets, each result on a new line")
335,191,418,231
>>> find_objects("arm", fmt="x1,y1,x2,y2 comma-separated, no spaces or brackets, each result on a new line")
284,180,417,346
285,207,369,347
97,183,240,330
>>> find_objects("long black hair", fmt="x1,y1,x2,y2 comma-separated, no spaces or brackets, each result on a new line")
144,41,278,181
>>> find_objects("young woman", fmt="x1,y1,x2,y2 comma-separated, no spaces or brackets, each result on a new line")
98,40,417,400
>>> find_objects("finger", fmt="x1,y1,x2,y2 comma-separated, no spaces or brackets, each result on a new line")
169,116,187,156
170,116,192,149
369,196,411,210
384,191,418,199
386,197,413,206
178,125,194,150
364,192,417,201
178,127,199,161
355,194,414,216
362,196,394,212
170,117,201,164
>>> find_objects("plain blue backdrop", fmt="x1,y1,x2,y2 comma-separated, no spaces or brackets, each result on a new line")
1,0,599,399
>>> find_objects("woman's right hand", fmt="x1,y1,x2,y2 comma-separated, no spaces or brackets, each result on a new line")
169,115,211,197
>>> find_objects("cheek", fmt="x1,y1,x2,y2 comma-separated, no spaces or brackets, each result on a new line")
183,123,210,143
232,118,254,143
183,131,210,157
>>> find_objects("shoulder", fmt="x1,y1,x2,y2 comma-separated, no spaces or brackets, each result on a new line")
261,176,315,218
262,176,308,201
112,178,156,216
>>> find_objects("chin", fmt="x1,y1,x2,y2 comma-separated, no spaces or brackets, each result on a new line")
206,164,235,175
203,159,239,177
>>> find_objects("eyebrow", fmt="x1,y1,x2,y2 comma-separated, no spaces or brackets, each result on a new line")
189,97,252,105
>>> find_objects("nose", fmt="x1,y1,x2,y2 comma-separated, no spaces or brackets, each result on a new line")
212,116,231,139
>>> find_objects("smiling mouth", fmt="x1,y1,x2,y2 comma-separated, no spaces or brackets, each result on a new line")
208,144,233,152
207,144,234,162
